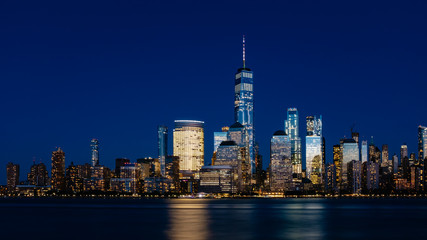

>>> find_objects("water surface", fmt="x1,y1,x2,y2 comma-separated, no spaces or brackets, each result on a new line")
0,198,425,240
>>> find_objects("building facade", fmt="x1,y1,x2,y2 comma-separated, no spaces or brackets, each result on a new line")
51,147,65,191
269,131,292,192
285,108,302,175
173,120,204,175
158,125,168,177
305,115,323,186
91,138,99,167
234,37,255,174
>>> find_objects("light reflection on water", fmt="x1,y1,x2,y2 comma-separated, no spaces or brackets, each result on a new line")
165,199,326,240
1,198,426,239
167,202,211,240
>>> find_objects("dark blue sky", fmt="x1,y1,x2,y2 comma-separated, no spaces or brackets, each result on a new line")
1,0,426,184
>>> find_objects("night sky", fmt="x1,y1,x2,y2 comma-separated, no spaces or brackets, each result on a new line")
1,0,426,184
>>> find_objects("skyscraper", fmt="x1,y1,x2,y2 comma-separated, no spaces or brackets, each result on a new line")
333,144,342,186
269,130,292,192
91,138,99,167
6,162,19,191
173,120,204,175
305,115,323,185
400,144,408,161
234,36,255,174
213,131,228,153
418,126,427,160
382,144,389,165
51,147,66,191
361,141,368,163
215,141,243,192
341,139,359,190
158,125,168,177
285,108,302,175
347,160,362,194
28,162,49,186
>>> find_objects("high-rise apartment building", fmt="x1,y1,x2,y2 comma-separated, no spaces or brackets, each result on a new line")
6,162,19,190
333,145,342,186
28,162,49,186
51,147,66,191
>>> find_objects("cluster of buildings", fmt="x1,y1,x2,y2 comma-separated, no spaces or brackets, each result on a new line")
3,38,427,197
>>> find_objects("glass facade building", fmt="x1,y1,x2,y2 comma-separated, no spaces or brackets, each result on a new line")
214,132,228,153
361,140,368,163
341,139,359,189
173,120,204,174
215,141,243,192
234,67,254,174
285,108,302,174
305,115,323,185
270,131,292,192
91,138,99,167
418,125,427,160
158,125,168,177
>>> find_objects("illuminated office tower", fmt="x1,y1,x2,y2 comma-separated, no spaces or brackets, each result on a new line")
341,139,359,189
305,115,323,185
173,120,204,174
269,131,292,192
234,36,255,174
400,144,408,159
333,145,342,186
347,160,362,194
158,125,168,177
285,108,302,174
6,162,19,191
91,138,99,167
215,141,243,192
418,126,427,160
361,141,368,163
66,162,83,192
51,147,66,191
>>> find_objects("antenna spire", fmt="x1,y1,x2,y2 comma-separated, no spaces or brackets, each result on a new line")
243,35,246,68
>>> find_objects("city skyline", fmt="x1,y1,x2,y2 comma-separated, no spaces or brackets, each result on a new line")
1,1,427,185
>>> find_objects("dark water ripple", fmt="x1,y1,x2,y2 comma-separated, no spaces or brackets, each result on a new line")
0,198,426,240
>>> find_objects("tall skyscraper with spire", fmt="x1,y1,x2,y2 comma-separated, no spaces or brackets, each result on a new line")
234,35,255,174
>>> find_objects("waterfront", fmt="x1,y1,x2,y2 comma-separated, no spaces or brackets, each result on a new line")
0,198,426,239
